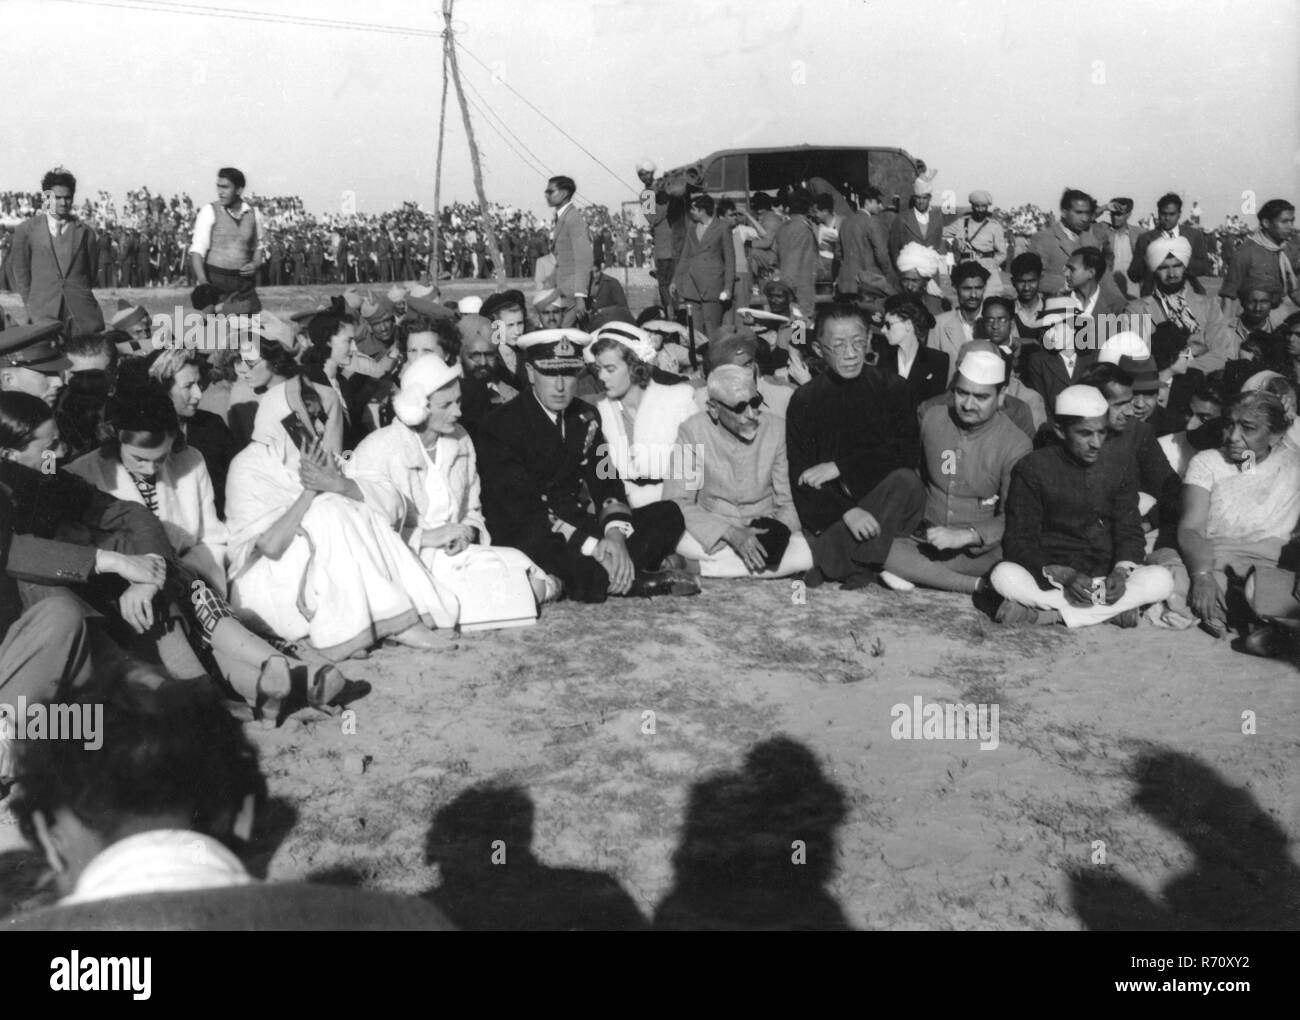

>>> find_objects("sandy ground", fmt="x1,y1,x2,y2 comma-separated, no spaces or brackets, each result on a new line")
1,277,1297,930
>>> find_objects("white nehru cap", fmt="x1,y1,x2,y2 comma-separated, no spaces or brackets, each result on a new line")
457,295,483,315
1098,331,1151,365
1145,234,1193,272
896,242,942,278
1056,385,1109,418
957,350,1006,386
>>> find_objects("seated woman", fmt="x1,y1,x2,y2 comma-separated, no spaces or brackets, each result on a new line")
348,356,558,612
147,350,236,516
228,318,343,454
584,322,699,508
1156,390,1300,636
299,312,359,443
225,375,459,661
64,381,345,715
874,295,947,415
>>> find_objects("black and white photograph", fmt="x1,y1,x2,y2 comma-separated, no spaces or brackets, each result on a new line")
0,0,1296,970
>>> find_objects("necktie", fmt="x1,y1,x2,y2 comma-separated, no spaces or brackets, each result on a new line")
1062,352,1077,377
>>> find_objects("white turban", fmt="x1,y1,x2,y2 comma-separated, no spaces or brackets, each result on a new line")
392,356,462,427
635,158,656,174
1056,385,1109,418
457,296,483,315
1145,234,1193,272
1098,332,1151,365
896,242,942,278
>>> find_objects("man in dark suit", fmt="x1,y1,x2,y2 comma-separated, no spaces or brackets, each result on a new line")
1129,193,1212,296
475,330,696,603
671,193,734,341
773,191,820,320
1021,297,1098,412
7,168,103,335
1065,246,1131,349
836,186,895,305
888,179,946,271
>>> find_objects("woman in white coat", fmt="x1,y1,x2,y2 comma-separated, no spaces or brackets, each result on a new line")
347,356,558,616
584,321,699,508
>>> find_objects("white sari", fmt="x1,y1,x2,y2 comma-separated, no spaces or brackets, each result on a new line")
225,380,458,660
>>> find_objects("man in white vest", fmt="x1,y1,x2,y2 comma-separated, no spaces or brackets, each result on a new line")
188,167,263,315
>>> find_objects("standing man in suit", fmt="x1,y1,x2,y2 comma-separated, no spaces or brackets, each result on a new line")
931,261,991,381
774,191,819,320
835,186,895,305
546,176,593,327
8,168,104,335
188,167,262,315
1093,197,1141,296
1029,189,1108,296
1129,193,1212,297
888,178,946,271
475,330,696,603
671,193,734,341
1021,297,1098,411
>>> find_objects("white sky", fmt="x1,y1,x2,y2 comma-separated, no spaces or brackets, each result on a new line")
3,0,1297,222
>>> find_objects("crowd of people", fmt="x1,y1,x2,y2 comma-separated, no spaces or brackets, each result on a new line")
0,159,1297,927
0,186,655,292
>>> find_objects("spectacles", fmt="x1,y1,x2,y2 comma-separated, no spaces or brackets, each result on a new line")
715,394,764,414
822,338,869,354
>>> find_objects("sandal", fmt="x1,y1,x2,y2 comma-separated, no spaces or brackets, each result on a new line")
308,665,348,712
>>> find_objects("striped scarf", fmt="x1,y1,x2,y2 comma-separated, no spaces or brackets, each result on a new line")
131,473,159,515
1155,286,1200,336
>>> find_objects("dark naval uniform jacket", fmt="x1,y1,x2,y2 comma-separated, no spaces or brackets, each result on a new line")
475,391,633,572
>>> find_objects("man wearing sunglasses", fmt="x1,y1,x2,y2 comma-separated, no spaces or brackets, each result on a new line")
786,303,925,589
545,176,592,327
665,365,812,578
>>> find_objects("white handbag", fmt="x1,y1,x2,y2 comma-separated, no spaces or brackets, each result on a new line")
447,550,538,632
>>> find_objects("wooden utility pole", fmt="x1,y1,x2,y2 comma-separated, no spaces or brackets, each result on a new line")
432,18,450,285
443,0,506,287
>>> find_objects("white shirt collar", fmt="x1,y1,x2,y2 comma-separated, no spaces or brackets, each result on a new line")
534,393,560,425
63,830,252,905
554,201,572,221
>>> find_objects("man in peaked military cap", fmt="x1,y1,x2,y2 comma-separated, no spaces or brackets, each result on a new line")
0,322,71,407
474,328,698,603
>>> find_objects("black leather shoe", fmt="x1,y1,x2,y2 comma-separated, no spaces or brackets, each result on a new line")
628,568,701,598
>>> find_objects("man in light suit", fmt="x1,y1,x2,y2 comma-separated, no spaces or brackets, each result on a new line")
888,178,946,271
836,186,895,305
671,193,734,341
546,175,593,327
7,168,103,335
1028,189,1109,297
931,262,991,383
1129,193,1212,297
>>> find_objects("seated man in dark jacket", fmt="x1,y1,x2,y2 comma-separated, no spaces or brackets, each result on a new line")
786,303,925,588
475,330,696,603
991,384,1174,627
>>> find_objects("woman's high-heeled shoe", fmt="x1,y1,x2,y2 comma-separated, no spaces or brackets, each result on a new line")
308,665,348,712
257,655,293,700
